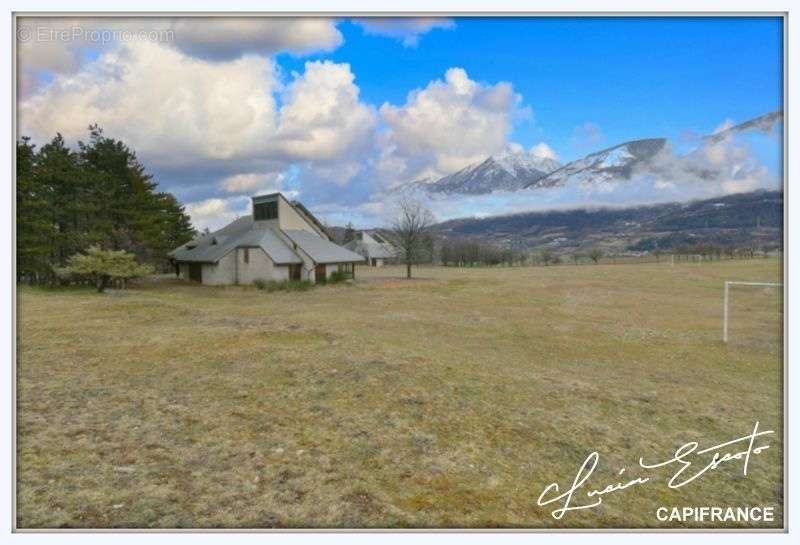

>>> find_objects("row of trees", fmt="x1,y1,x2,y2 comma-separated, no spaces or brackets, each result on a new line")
440,239,527,267
671,243,776,260
17,126,196,284
402,216,775,274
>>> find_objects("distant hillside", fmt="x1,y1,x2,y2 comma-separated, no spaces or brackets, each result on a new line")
433,190,783,254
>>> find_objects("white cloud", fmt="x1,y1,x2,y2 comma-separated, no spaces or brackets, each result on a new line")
220,172,286,194
170,18,343,60
19,42,381,198
277,61,376,163
185,196,249,231
16,17,343,95
530,142,558,161
19,41,279,167
17,18,155,75
353,18,454,47
379,67,527,185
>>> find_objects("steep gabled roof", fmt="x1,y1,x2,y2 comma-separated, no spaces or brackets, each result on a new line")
171,193,363,266
290,200,332,240
169,217,302,264
236,228,303,264
283,229,366,264
344,239,394,259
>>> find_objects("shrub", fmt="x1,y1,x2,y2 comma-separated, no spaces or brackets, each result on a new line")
58,245,154,292
288,280,313,291
253,278,268,290
328,270,349,284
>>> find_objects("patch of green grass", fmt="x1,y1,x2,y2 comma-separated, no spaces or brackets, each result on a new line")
16,259,783,528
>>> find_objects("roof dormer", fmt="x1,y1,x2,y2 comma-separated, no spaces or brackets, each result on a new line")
252,193,279,224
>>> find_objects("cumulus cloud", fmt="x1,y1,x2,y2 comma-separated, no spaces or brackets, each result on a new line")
23,19,774,233
19,41,381,173
277,61,376,163
19,41,279,166
19,39,389,229
185,196,250,231
170,18,343,60
18,18,547,229
16,17,343,95
220,171,286,194
530,142,558,161
379,67,528,186
353,18,454,46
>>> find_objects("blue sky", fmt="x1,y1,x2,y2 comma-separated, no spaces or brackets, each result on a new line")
281,17,782,161
18,16,783,229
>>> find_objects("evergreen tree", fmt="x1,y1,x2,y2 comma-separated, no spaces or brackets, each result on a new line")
16,137,55,282
16,126,197,283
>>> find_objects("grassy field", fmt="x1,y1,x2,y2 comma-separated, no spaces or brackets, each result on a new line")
16,259,783,529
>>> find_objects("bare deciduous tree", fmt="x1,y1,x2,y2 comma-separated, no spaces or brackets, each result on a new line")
588,249,603,264
390,198,435,279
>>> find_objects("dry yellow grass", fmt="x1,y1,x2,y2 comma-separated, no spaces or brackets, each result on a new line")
16,259,783,529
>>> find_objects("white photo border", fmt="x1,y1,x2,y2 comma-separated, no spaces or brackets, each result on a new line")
2,2,794,543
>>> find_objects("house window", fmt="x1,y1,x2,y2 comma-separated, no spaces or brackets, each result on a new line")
243,248,249,263
254,201,278,221
338,263,354,278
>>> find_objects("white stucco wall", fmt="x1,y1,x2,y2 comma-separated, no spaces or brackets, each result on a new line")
251,195,324,238
179,255,352,284
272,230,316,282
277,197,321,235
236,247,290,284
201,252,236,285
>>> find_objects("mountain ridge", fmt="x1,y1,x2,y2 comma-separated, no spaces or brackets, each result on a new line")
415,150,560,194
401,110,781,196
433,189,783,255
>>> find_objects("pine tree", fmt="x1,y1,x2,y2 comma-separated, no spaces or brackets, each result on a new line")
16,126,197,283
16,138,55,282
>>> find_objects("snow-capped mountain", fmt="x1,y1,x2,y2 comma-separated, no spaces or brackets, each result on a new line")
704,110,782,144
525,138,668,189
410,140,665,195
420,151,561,195
404,110,780,197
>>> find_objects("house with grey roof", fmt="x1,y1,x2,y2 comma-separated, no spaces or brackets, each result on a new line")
170,193,365,285
344,230,396,267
